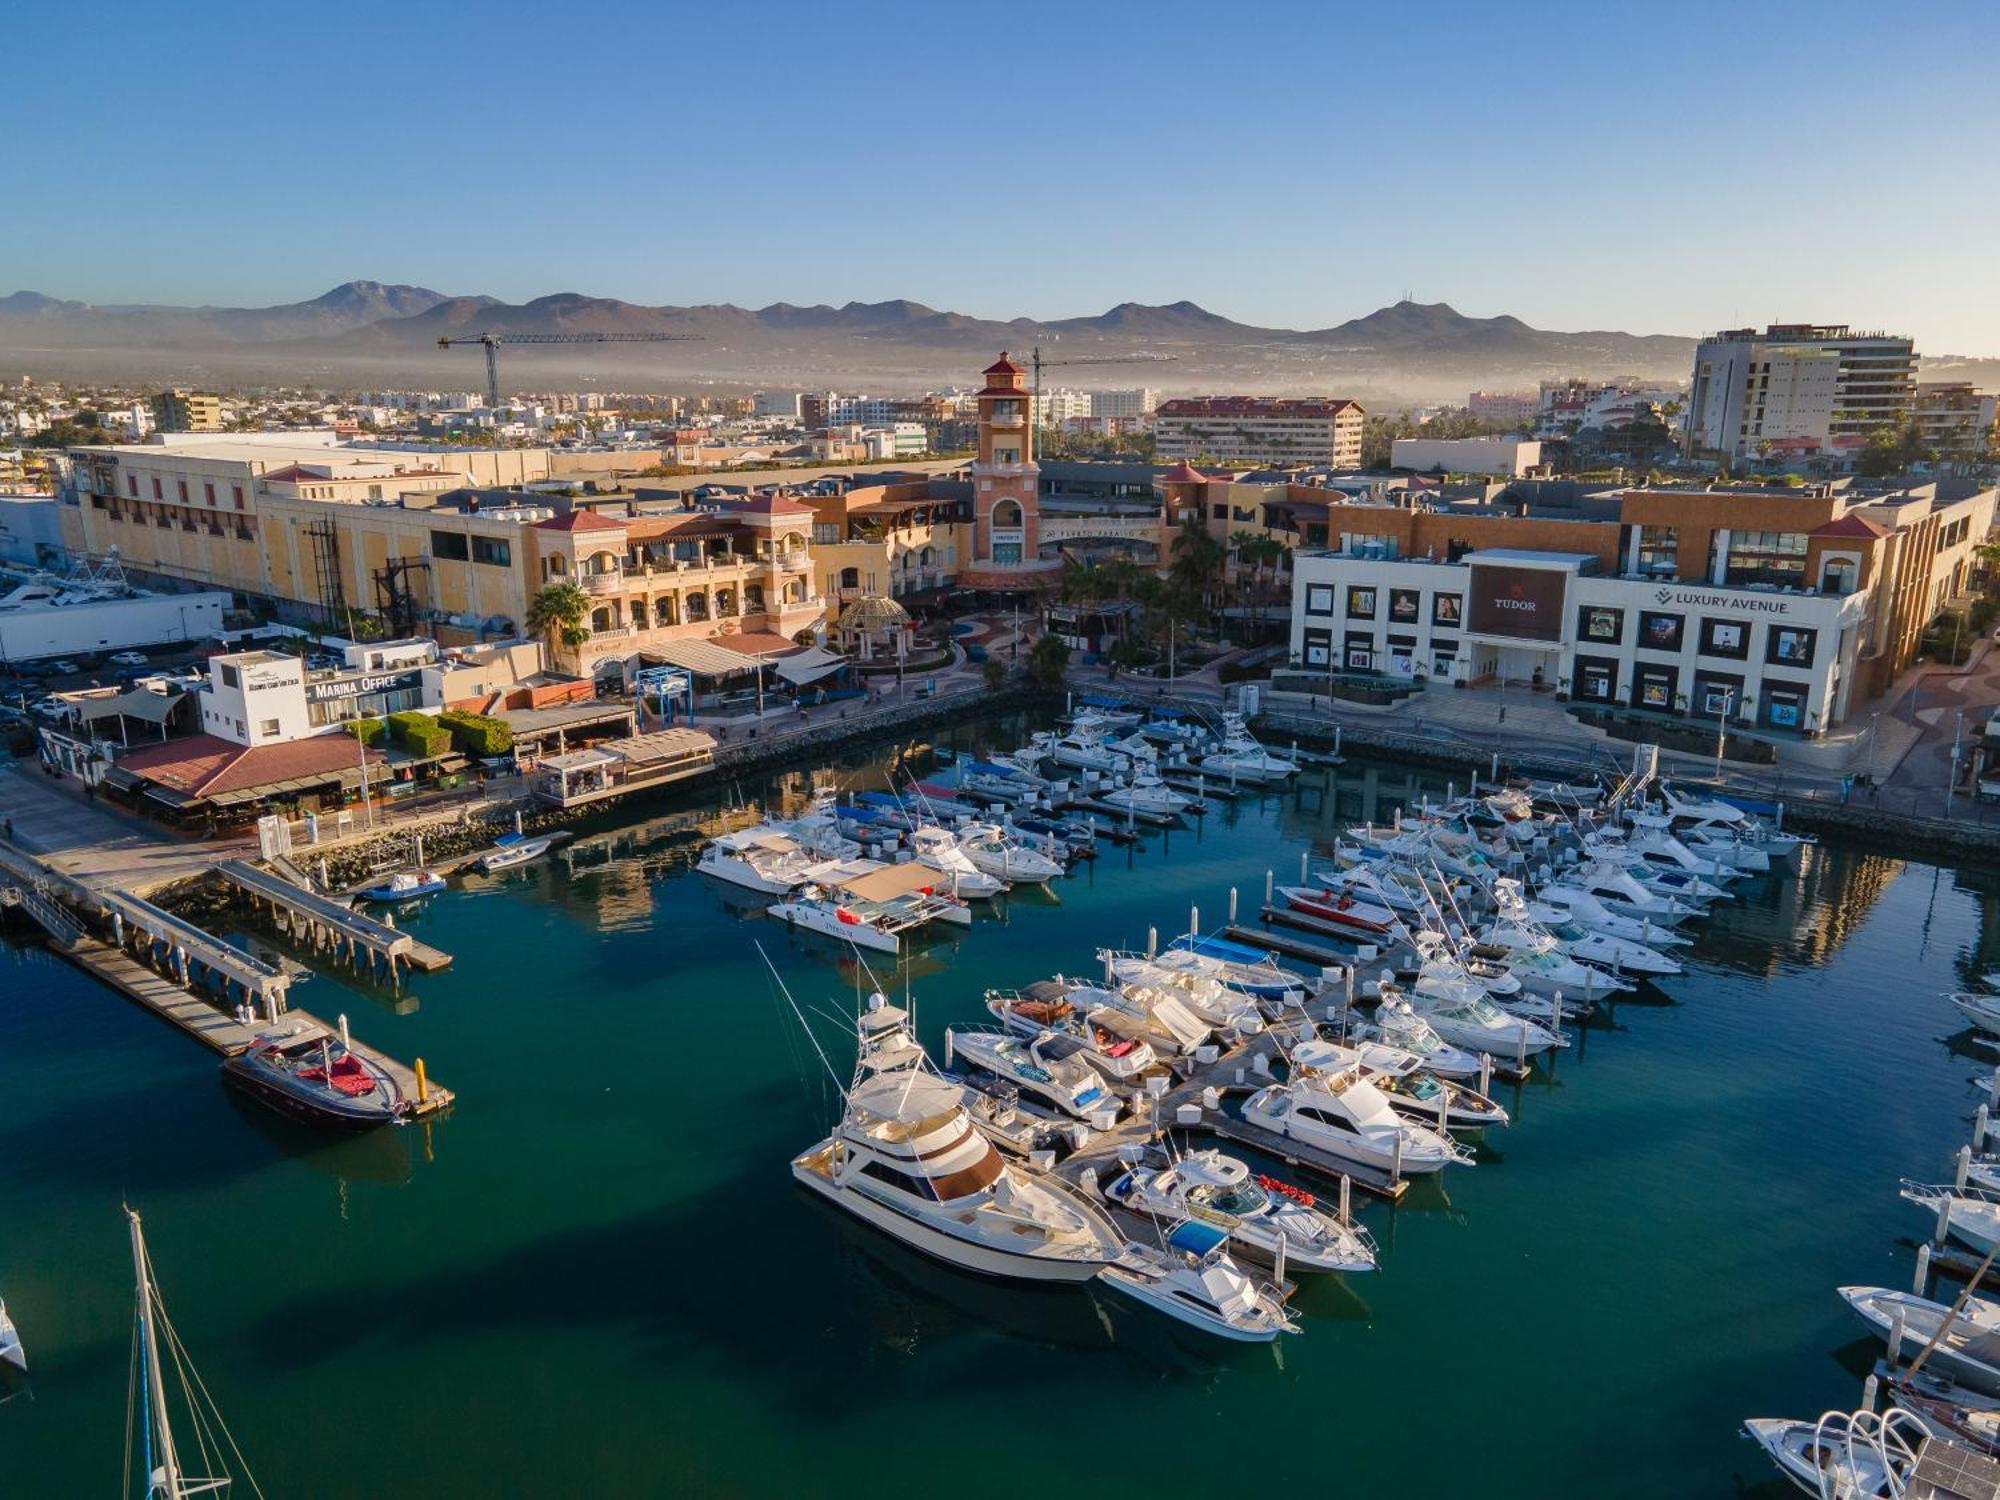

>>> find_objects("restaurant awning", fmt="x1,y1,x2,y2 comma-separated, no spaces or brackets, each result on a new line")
638,639,767,679
77,688,184,725
772,647,847,686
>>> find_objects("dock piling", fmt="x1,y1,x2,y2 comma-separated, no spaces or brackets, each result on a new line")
1979,1104,1991,1152
1338,1174,1351,1225
1959,1145,1973,1191
1916,1243,1933,1296
1936,1192,1953,1246
1265,869,1274,906
338,1012,350,1049
416,1057,429,1105
1888,1308,1906,1365
1391,1129,1404,1186
1479,1053,1493,1097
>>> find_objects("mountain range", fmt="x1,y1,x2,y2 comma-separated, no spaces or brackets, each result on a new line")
0,280,1706,399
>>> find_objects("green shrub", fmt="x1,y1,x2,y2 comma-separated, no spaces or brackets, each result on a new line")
345,718,387,746
388,710,452,757
437,710,514,755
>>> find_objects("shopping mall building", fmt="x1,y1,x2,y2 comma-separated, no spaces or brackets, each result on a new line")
1287,479,1995,732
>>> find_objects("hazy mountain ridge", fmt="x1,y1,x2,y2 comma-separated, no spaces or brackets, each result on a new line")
0,281,460,347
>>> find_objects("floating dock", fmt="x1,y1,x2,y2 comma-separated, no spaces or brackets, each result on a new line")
1224,921,1353,969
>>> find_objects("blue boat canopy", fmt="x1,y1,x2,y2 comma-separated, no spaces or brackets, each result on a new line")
1079,693,1129,709
963,761,1029,778
1168,1220,1229,1256
1172,932,1275,966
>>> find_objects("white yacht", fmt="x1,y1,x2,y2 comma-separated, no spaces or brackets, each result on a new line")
1043,727,1125,774
1405,970,1565,1059
1104,955,1265,1033
1531,881,1692,947
907,824,1006,898
766,789,865,859
1096,1221,1299,1342
1353,993,1487,1080
1103,1149,1377,1274
0,1298,21,1377
1098,770,1192,817
945,1028,1122,1125
1543,860,1700,927
697,828,829,895
1901,1181,2000,1257
1841,1286,2000,1397
1199,716,1297,783
1951,991,2000,1038
1242,1041,1470,1176
793,1062,1124,1283
957,823,1065,884
1343,1040,1511,1130
984,989,1159,1083
1510,899,1683,976
1050,980,1214,1058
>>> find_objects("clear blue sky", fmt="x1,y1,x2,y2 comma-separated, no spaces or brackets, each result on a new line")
9,0,2000,353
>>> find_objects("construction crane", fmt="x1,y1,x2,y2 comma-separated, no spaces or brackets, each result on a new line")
437,331,704,408
1027,345,1178,422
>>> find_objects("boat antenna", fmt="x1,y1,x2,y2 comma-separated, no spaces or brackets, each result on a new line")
753,943,847,1098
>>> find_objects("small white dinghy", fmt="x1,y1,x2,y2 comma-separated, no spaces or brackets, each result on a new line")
1097,1220,1299,1342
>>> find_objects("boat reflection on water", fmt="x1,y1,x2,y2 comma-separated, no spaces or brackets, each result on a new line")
224,1091,416,1190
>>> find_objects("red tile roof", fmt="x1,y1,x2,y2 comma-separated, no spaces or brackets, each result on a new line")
1812,514,1891,540
116,733,383,798
534,509,627,533
1159,462,1208,484
984,353,1024,376
728,493,815,516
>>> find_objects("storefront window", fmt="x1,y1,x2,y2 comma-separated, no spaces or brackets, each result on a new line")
1698,617,1750,659
1766,626,1816,667
1346,586,1377,619
1725,530,1807,587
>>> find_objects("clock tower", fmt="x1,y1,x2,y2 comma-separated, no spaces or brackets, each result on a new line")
965,352,1055,588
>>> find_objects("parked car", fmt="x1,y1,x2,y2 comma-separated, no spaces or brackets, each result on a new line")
47,659,80,676
108,650,150,667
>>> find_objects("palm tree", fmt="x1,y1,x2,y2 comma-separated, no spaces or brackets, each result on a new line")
1169,518,1226,614
526,581,592,673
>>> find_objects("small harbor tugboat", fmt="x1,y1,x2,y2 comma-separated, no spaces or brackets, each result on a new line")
221,1022,407,1128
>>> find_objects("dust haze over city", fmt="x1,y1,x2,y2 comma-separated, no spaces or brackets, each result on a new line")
11,6,2000,1500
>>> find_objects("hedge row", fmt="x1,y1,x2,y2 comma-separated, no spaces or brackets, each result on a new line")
345,718,388,747
437,710,513,756
388,710,452,757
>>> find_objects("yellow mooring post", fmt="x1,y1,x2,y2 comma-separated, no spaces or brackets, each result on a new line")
415,1057,430,1105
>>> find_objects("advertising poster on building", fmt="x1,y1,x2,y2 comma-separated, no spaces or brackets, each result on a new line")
1433,593,1462,627
1465,565,1566,642
1388,588,1420,624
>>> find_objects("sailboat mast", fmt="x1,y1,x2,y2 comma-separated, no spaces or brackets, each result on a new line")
129,1209,185,1500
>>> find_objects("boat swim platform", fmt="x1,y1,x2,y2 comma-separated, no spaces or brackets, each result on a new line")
56,937,451,1115
213,860,452,974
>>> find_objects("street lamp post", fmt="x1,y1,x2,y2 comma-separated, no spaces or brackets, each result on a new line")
1714,689,1734,781
1950,710,1966,812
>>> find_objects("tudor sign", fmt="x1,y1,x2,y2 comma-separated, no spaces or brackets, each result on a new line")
1466,564,1567,643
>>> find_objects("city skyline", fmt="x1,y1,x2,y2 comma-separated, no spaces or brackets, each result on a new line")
7,1,2000,355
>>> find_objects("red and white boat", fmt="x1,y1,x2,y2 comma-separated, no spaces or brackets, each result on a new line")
1275,885,1401,937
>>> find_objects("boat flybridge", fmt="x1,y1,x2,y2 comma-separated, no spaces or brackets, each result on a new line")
698,828,835,895
1044,979,1214,1059
1340,1039,1511,1130
1352,993,1487,1080
1097,1220,1299,1342
1530,879,1692,947
1042,727,1126,775
1400,959,1567,1060
906,824,1007,898
1103,1147,1377,1275
1242,1041,1472,1177
1098,770,1193,818
793,1019,1125,1283
1103,953,1266,1033
1154,938,1309,1003
957,823,1065,884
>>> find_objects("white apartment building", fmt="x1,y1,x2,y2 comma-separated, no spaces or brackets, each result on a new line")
1091,388,1157,420
1687,324,1918,459
1391,437,1542,477
1467,391,1536,425
753,391,803,420
1155,397,1365,468
1032,388,1092,427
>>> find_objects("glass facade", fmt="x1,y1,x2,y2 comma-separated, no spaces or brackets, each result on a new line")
1724,530,1807,586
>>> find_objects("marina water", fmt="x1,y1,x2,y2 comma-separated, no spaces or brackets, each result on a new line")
3,718,1994,1497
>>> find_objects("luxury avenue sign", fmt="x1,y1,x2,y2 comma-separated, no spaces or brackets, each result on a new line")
1651,585,1791,615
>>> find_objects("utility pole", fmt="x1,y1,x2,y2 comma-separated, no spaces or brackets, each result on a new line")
1714,689,1733,781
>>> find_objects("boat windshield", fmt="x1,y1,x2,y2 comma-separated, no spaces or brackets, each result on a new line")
1188,1181,1267,1216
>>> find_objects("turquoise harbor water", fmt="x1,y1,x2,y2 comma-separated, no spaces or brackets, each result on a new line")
5,716,1999,1497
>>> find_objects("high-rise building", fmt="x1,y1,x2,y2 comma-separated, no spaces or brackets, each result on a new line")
1090,388,1156,420
1154,397,1364,468
150,389,224,433
1914,383,2000,457
1032,388,1092,427
1467,390,1536,426
1686,324,1917,459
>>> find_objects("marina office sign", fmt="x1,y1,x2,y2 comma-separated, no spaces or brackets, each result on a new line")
306,669,422,703
1649,585,1792,615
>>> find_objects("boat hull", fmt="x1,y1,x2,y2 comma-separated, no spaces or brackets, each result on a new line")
1095,1267,1282,1340
220,1058,400,1129
791,1164,1108,1283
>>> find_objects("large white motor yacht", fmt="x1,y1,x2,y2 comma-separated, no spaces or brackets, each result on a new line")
697,828,829,895
793,1067,1124,1282
1097,1221,1299,1341
1241,1041,1469,1177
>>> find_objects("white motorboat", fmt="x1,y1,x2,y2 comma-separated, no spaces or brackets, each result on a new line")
1514,901,1683,977
1841,1286,2000,1396
1313,864,1453,925
792,1019,1125,1282
1198,714,1296,783
1096,1220,1299,1341
946,1027,1122,1125
1655,780,1745,826
1104,954,1265,1032
1671,818,1772,873
1098,770,1192,817
984,989,1159,1082
907,824,1007,898
1543,861,1700,927
1951,992,2000,1038
765,789,865,859
1466,921,1632,999
1242,1041,1471,1176
1352,993,1487,1080
1104,731,1164,765
1483,878,1664,982
1051,980,1214,1058
1405,969,1565,1059
1530,881,1692,947
1410,933,1523,1001
1617,826,1744,885
1340,1039,1511,1129
475,830,570,872
957,823,1065,883
1155,938,1311,1004
1901,1181,2000,1256
697,828,829,895
0,1298,22,1376
1102,1148,1377,1274
1276,884,1402,939
1042,727,1125,775
1742,1408,1926,1498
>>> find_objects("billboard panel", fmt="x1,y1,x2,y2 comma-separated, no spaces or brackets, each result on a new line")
1465,564,1567,643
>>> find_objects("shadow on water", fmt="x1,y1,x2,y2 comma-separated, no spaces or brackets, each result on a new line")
221,1092,416,1189
0,1068,262,1195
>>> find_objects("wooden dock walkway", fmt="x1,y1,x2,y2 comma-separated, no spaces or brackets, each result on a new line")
1223,921,1353,969
215,860,452,974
